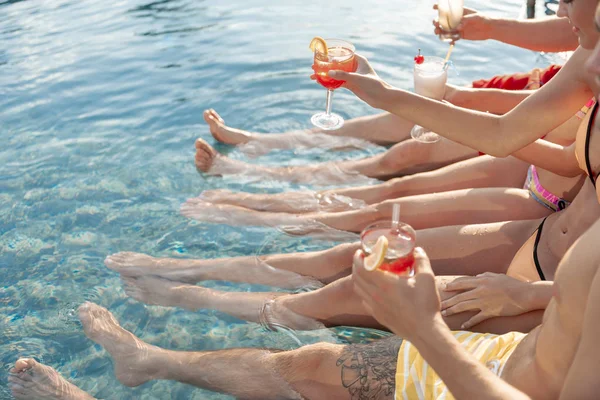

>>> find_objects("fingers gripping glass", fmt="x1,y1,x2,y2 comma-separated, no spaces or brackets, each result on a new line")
311,39,357,130
410,56,448,143
360,220,416,276
437,0,464,42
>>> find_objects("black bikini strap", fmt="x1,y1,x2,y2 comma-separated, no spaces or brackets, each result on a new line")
585,102,599,187
533,218,548,281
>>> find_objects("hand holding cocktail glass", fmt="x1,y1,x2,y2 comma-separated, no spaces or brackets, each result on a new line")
352,245,443,338
433,6,488,43
436,0,465,42
310,37,357,130
328,54,450,143
326,54,391,110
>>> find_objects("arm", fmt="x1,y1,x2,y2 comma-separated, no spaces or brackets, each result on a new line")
434,7,578,52
559,267,600,399
449,88,581,176
352,249,531,400
447,85,533,115
480,17,578,53
334,47,593,157
441,274,554,329
512,140,581,177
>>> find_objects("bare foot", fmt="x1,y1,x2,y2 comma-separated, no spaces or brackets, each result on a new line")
194,138,264,177
8,358,94,400
180,197,360,241
105,252,198,283
200,189,366,213
79,302,162,387
195,138,219,172
204,109,252,145
121,276,194,309
180,197,298,227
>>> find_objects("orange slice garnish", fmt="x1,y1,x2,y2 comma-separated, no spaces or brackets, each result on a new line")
364,236,388,271
309,36,328,56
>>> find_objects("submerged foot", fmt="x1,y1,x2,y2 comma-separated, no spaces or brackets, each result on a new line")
79,302,161,387
204,109,252,145
195,138,219,172
121,276,192,309
181,197,296,227
8,358,94,400
200,189,367,213
104,252,197,283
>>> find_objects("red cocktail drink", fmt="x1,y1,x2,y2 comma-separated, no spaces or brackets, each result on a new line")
309,38,356,130
313,46,356,90
361,221,416,276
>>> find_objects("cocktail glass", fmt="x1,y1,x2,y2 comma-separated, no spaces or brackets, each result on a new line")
360,220,416,276
410,56,448,143
311,39,357,130
437,0,464,42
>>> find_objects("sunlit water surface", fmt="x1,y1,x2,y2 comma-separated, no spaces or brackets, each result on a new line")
0,0,556,398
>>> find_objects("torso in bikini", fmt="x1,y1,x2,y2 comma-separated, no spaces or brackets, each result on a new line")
506,110,600,282
502,221,600,399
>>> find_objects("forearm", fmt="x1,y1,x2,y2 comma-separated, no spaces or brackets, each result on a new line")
523,281,554,311
451,87,533,115
512,140,581,177
487,17,578,52
380,89,532,157
410,318,531,400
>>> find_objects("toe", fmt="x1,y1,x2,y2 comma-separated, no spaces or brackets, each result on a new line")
195,138,216,155
13,358,36,374
209,109,224,123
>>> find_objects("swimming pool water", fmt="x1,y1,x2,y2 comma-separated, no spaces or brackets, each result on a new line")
0,0,553,398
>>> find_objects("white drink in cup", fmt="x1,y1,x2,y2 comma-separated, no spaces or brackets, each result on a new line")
410,56,447,143
413,56,447,100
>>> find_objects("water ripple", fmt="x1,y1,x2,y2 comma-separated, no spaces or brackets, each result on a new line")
0,0,542,398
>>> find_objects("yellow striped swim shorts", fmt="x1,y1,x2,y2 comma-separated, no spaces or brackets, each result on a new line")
395,331,525,400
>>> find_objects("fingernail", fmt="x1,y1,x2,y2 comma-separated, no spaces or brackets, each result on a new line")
328,71,337,77
441,310,447,316
461,324,466,329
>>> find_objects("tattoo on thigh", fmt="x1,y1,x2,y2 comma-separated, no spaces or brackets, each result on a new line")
336,337,402,400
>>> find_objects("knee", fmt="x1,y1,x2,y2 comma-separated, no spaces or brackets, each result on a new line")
274,343,340,384
328,242,361,260
376,199,402,216
380,140,434,170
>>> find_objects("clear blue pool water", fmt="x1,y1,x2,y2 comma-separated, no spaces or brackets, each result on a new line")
0,0,554,398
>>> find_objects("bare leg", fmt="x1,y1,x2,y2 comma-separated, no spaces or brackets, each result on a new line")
205,108,413,147
120,272,542,334
8,358,94,400
115,220,540,331
195,138,377,186
181,186,549,234
110,220,537,290
105,242,360,287
309,187,552,232
80,302,400,400
275,274,543,333
199,155,529,214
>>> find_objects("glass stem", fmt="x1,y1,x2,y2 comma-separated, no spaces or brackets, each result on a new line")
325,89,333,116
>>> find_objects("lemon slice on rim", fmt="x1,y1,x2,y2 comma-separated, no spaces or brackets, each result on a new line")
309,36,328,56
364,235,388,271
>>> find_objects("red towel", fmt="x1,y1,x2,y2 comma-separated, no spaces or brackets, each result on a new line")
472,64,561,90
